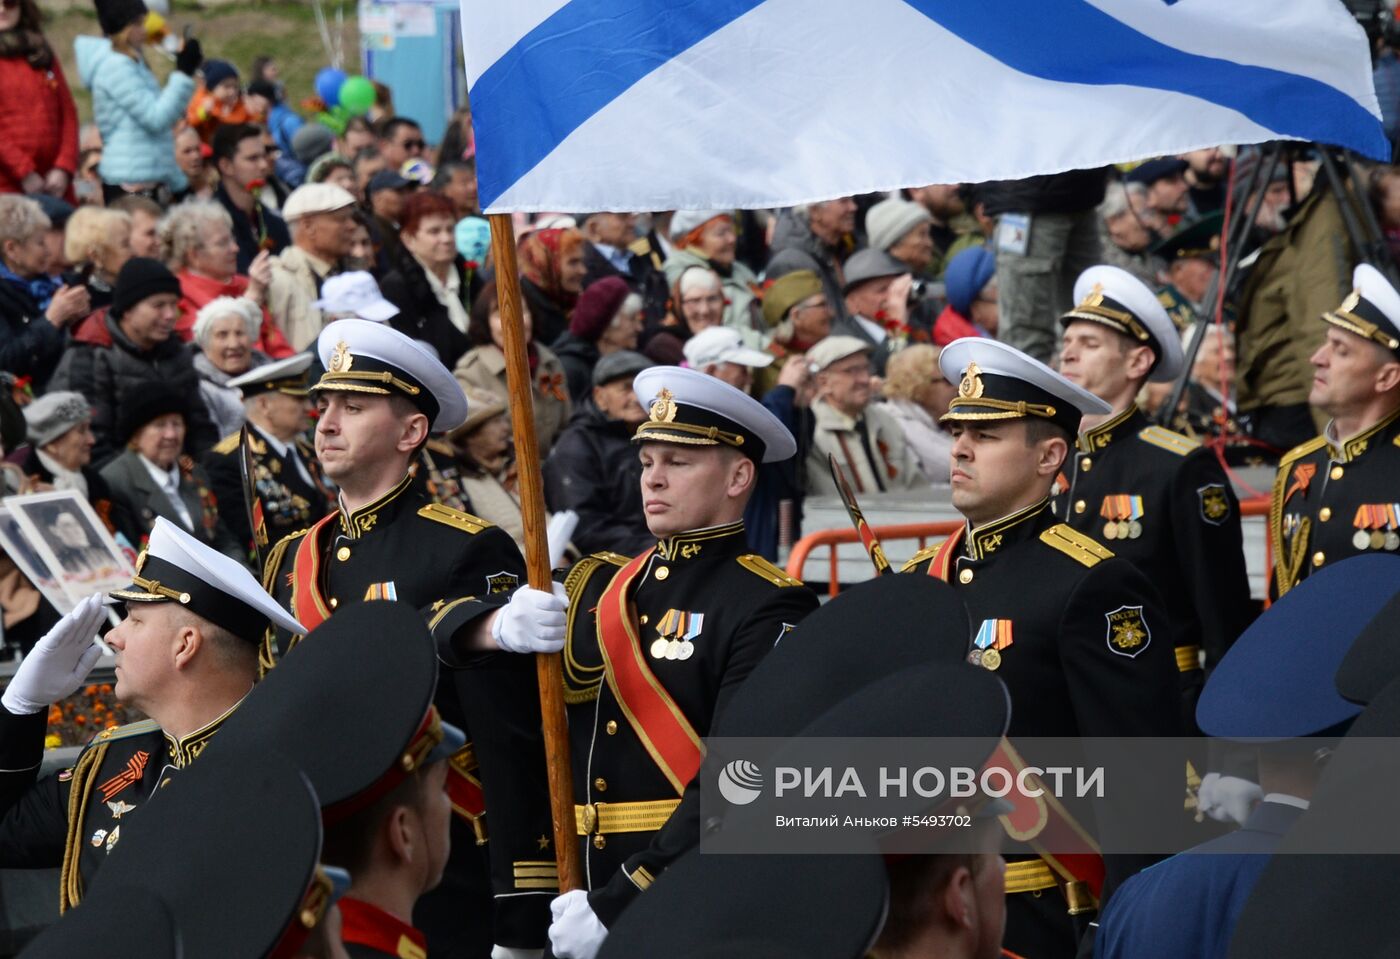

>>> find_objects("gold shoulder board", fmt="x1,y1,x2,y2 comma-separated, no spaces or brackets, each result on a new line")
418,503,494,534
562,552,629,601
737,554,804,587
1137,425,1200,456
1039,524,1114,568
900,543,941,573
92,719,162,745
1278,435,1329,469
211,432,242,456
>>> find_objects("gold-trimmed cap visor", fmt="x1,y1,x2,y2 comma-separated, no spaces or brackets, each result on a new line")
630,366,797,463
938,338,1110,437
1323,289,1400,357
315,319,468,432
1059,265,1183,383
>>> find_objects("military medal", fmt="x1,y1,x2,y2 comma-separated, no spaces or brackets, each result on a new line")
654,609,704,661
1352,504,1400,551
971,619,1013,671
1100,496,1143,543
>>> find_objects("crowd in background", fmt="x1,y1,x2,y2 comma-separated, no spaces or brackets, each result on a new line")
4,0,1400,647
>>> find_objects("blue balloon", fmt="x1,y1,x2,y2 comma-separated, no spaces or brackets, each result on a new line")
315,68,347,108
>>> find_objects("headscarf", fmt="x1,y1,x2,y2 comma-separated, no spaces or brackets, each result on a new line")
517,227,582,310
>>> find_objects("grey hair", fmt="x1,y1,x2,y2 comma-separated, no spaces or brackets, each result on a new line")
0,195,50,249
193,296,261,348
159,200,234,269
1098,182,1132,221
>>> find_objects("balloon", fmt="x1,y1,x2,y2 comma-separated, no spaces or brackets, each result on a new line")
315,68,347,108
338,76,376,115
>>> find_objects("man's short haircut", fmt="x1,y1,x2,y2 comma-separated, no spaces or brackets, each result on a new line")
173,607,258,673
211,123,265,166
873,853,985,956
377,116,421,142
319,767,428,875
1022,416,1073,449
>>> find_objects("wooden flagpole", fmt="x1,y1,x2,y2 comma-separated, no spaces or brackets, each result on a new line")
486,213,581,893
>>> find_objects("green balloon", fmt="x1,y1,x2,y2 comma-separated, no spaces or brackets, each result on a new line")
339,76,376,115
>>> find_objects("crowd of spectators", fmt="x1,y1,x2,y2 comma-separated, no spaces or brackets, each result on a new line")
4,0,1400,650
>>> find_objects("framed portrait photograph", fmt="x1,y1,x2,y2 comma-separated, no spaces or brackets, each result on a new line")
4,490,134,607
0,505,73,616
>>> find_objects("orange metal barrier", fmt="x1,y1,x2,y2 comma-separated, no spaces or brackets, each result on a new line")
786,497,1272,599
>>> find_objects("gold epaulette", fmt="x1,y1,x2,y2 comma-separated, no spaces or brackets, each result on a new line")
1278,435,1328,469
417,503,493,534
1039,524,1113,568
562,553,630,704
211,432,242,456
260,529,301,592
562,552,628,602
627,236,651,257
1137,425,1199,457
88,719,161,747
901,543,941,573
737,554,803,587
1156,291,1175,308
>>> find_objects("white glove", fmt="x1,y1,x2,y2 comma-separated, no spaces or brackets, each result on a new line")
3,594,107,715
490,947,543,959
1197,772,1263,826
547,511,579,569
492,584,568,654
548,890,608,959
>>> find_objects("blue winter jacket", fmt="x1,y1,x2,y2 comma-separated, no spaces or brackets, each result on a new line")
74,36,193,191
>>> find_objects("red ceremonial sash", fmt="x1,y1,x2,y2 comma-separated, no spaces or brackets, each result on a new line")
290,513,338,632
596,549,705,795
925,529,1106,897
446,746,488,841
990,739,1105,900
925,526,966,581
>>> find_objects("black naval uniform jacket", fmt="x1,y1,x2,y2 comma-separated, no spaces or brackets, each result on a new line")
202,426,333,553
901,499,1179,739
1050,407,1255,671
1269,408,1400,599
901,500,1180,946
262,469,557,948
561,521,819,925
0,703,233,910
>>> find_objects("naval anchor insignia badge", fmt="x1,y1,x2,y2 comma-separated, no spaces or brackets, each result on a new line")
1105,606,1151,659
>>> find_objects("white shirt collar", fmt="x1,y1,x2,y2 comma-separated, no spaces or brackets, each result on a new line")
139,454,181,492
250,422,289,459
1261,793,1310,810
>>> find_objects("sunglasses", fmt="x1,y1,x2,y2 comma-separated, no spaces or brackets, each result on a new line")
401,139,426,151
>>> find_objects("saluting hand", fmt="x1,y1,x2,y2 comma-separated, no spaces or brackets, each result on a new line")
2,594,107,715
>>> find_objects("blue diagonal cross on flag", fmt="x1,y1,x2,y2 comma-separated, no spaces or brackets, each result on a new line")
460,0,1387,213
